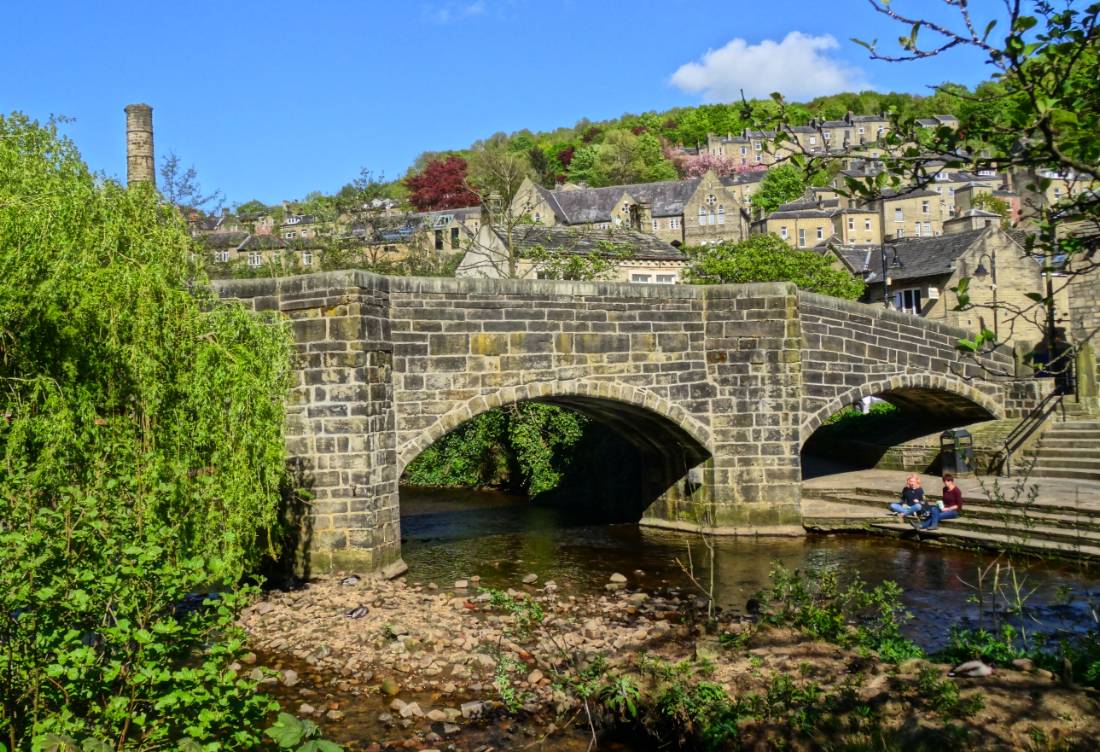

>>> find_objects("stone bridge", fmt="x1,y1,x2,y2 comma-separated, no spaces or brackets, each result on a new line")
213,271,1043,574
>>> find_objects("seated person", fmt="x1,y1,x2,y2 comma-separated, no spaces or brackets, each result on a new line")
888,474,925,516
922,474,963,530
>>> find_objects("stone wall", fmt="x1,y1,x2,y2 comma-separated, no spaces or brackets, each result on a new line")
797,291,1018,441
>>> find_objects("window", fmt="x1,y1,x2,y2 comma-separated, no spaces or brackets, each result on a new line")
247,252,262,267
753,141,762,151
384,244,396,254
755,154,763,164
285,231,297,239
823,131,831,142
450,227,460,249
740,146,747,156
655,274,675,284
809,135,817,146
1053,187,1062,200
923,222,931,236
302,251,313,267
816,226,824,240
847,217,855,232
215,250,230,263
896,229,904,238
434,229,443,250
921,200,930,214
864,219,872,231
698,207,707,225
894,288,922,315
949,187,956,197
717,206,725,225
707,211,716,226
652,219,660,231
533,212,541,222
631,273,652,283
915,222,922,237
798,228,806,247
669,217,681,229
780,226,788,239
894,208,903,222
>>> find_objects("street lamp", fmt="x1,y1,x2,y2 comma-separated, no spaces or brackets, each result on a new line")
972,249,998,339
880,243,904,308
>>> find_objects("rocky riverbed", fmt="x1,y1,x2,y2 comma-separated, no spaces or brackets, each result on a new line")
240,572,1100,751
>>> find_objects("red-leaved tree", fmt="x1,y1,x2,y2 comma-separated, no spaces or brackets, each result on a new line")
405,156,480,211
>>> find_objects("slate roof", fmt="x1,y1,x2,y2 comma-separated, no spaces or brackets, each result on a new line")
537,178,702,222
493,224,685,261
877,187,941,201
197,231,248,250
819,244,874,275
864,228,989,284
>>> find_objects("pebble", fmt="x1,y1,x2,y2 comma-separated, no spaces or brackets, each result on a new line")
609,573,627,583
298,703,316,715
347,605,369,619
340,575,361,586
528,669,544,684
325,709,344,721
461,700,487,719
380,676,400,696
427,709,447,722
399,701,423,718
522,573,538,584
281,669,299,687
454,580,468,589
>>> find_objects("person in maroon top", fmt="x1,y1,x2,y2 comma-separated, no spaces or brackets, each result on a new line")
922,473,963,530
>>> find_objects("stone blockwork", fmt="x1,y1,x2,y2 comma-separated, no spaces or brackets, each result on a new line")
213,272,1041,574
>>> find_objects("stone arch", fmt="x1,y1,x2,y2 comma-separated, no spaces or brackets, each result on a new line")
398,379,714,475
799,373,1004,446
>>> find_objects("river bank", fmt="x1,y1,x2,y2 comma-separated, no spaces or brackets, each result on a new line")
240,572,1100,751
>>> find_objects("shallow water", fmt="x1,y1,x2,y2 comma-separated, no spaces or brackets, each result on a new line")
400,485,1100,651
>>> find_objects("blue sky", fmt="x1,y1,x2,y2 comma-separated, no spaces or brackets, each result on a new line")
5,1,1004,206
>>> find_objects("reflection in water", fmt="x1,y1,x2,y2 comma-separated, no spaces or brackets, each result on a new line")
400,486,1100,650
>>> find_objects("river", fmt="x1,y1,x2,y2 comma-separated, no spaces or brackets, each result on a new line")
400,485,1100,651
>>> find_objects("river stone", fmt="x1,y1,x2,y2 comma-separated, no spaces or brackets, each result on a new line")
528,669,544,685
454,580,468,589
389,698,406,711
443,723,461,736
427,709,447,722
326,709,344,721
609,573,627,583
627,592,648,604
280,669,299,687
461,700,487,719
298,703,316,716
522,573,538,584
470,575,480,583
380,676,400,696
399,701,423,718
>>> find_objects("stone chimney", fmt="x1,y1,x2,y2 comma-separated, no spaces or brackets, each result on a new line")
124,103,155,187
637,200,653,232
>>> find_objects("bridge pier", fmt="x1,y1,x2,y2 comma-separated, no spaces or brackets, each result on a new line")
214,271,1023,575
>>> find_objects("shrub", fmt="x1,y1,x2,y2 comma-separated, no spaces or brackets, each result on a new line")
0,114,292,749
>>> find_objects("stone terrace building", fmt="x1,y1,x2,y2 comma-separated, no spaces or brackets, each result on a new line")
512,171,753,247
455,223,688,283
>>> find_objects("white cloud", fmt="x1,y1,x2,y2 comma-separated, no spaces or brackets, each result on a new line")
670,32,870,101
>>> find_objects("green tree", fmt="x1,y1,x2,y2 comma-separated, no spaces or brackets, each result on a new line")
847,0,1100,362
754,163,809,215
0,114,295,749
685,234,865,300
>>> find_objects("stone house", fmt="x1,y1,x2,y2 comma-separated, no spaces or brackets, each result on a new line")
511,172,752,247
751,195,881,249
454,223,688,283
867,188,946,240
198,231,319,271
856,226,1057,346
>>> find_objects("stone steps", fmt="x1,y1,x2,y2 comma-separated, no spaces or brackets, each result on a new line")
868,521,1100,560
1030,419,1100,482
819,487,1097,518
809,490,1100,533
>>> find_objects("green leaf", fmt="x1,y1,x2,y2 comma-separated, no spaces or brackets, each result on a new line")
266,713,308,748
298,742,343,752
